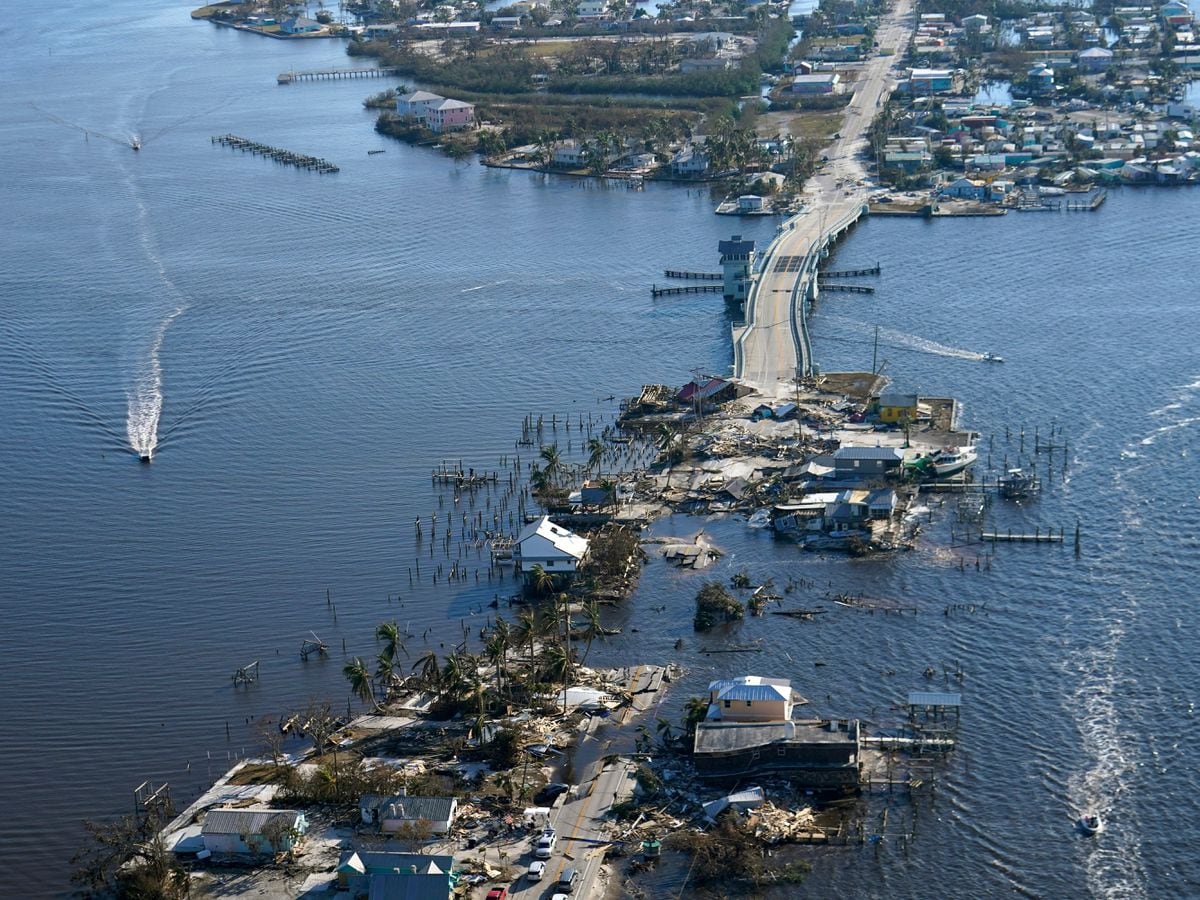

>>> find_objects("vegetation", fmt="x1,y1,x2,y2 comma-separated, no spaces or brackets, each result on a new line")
665,815,812,887
693,581,744,630
71,802,190,899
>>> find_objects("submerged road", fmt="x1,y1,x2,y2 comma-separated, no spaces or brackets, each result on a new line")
734,0,916,398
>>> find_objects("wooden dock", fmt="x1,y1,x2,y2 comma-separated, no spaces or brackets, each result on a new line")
278,66,401,84
1066,190,1106,211
211,134,338,173
819,264,880,278
663,269,722,280
981,528,1064,543
651,284,722,297
818,282,875,294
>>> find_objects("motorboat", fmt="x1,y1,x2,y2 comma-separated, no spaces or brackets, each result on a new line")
139,448,153,463
131,136,141,151
926,445,978,477
981,352,1004,363
1077,813,1103,835
998,467,1038,499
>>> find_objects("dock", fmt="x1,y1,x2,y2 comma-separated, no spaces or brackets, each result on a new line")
663,269,723,280
278,66,401,84
981,528,1064,543
652,284,722,297
818,282,875,294
819,264,881,278
211,134,338,173
1067,190,1106,211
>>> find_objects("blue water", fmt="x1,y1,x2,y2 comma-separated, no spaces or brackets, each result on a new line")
3,2,1200,897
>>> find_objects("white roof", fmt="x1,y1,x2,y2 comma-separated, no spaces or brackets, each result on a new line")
431,98,474,111
399,90,444,103
516,516,589,560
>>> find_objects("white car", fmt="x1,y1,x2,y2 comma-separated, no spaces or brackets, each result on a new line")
535,828,557,859
528,860,546,881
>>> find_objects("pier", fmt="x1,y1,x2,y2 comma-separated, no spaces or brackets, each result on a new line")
1067,190,1106,211
819,264,881,278
652,284,722,297
277,66,401,84
981,528,1064,543
818,282,875,294
663,269,723,280
211,134,339,173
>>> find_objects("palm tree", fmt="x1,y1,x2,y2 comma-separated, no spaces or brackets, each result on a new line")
513,608,538,671
376,620,403,662
412,650,442,697
343,657,376,709
528,563,555,596
655,716,676,748
579,600,603,665
682,695,710,737
599,477,619,513
375,651,397,699
587,436,606,472
539,443,563,485
541,642,571,713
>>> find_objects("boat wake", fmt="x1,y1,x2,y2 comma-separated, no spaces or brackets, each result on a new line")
820,316,987,360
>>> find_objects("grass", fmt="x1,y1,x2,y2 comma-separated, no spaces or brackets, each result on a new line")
782,111,842,141
227,762,289,786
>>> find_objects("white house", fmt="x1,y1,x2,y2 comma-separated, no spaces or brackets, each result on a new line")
942,177,988,200
671,142,711,176
360,795,458,835
396,90,444,121
551,139,587,167
514,516,589,579
201,808,307,856
706,676,797,722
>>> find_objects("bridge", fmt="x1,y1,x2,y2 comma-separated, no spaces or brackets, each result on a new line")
732,0,915,399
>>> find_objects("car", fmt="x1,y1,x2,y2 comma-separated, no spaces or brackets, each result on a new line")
535,782,570,804
528,860,546,881
556,867,579,892
485,889,508,900
535,828,557,859
551,895,571,900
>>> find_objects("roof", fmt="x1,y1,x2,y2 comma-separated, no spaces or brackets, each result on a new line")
866,488,897,506
339,850,456,876
907,691,961,706
716,682,790,703
368,795,457,823
430,98,473,111
832,446,905,462
281,16,320,27
516,516,589,560
878,393,918,407
694,720,858,753
1080,47,1114,56
368,873,454,900
201,808,302,836
708,675,790,695
793,73,840,84
678,377,730,402
718,235,755,256
398,90,444,103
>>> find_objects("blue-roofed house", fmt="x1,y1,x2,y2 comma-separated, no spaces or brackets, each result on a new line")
706,675,796,721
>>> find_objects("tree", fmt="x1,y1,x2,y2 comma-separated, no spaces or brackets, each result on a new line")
539,443,563,484
344,657,376,709
376,620,403,662
682,695,710,737
412,650,442,697
587,436,606,472
541,641,572,713
71,804,191,899
579,600,603,665
528,563,555,596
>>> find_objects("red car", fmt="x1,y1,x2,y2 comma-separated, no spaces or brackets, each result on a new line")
485,889,508,900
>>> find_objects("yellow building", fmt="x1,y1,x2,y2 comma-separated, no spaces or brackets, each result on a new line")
877,392,919,424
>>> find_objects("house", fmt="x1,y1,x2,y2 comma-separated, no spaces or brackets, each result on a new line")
671,143,711,176
681,57,733,73
737,194,765,212
719,235,755,305
706,675,796,721
876,392,919,423
883,150,931,173
491,15,523,28
1027,64,1055,97
201,808,307,856
551,139,587,167
361,795,458,835
790,72,841,94
1077,46,1114,73
942,177,988,200
963,13,989,30
908,68,954,93
831,446,906,475
513,516,589,580
1161,0,1194,26
677,376,737,408
279,15,322,34
749,402,797,421
578,0,608,16
396,90,444,121
426,98,474,133
580,479,621,508
866,488,898,519
337,850,458,895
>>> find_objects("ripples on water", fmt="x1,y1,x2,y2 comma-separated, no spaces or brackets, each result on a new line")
4,4,1200,897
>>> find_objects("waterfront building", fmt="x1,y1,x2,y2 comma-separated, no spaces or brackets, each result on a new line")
706,676,796,720
907,67,954,93
876,392,919,423
360,795,459,834
942,177,989,200
831,446,906,476
671,141,711,176
337,850,458,896
718,234,755,305
396,90,444,122
513,516,589,581
1027,64,1056,97
426,98,475,133
1077,46,1114,72
200,808,307,856
681,57,733,73
551,139,587,167
790,72,842,94
279,16,322,34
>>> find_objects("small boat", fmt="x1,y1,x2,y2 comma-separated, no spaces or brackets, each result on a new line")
139,449,153,463
367,149,386,155
131,136,141,151
925,445,978,477
1077,813,1103,835
998,467,1038,499
981,352,1004,363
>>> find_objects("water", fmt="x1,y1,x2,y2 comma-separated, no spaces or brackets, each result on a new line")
3,2,1200,897
973,80,1014,108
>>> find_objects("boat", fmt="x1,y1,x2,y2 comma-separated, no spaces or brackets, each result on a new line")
1077,813,1103,835
925,445,978,477
139,449,153,463
131,136,141,151
981,352,1004,363
367,149,386,155
998,467,1038,499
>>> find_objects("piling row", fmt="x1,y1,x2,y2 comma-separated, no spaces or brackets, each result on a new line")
211,134,339,173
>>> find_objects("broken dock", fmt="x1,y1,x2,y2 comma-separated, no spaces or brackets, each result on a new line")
651,284,722,297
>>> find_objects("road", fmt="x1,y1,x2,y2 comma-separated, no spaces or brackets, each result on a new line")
735,0,916,399
504,666,664,899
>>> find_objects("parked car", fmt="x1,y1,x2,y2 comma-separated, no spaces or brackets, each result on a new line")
485,889,508,900
557,867,579,892
536,782,570,804
528,860,546,881
535,828,557,859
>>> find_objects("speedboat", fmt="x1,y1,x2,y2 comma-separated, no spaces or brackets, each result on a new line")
927,445,978,477
131,136,141,151
139,448,153,463
981,352,1004,363
1077,813,1103,835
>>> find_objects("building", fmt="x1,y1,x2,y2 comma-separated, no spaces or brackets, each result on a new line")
1077,46,1114,72
883,150,931,173
200,808,307,856
551,139,587,167
671,142,711,176
942,177,988,200
396,90,444,122
337,850,458,896
706,676,796,721
790,72,841,94
718,234,755,305
677,376,737,409
1027,64,1055,97
963,13,989,30
876,392,919,423
737,194,765,212
908,68,954,93
360,795,458,835
426,98,474,133
831,446,906,475
681,57,733,73
279,15,321,34
513,516,589,580
866,488,897,519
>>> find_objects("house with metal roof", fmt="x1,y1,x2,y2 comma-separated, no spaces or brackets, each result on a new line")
360,795,458,834
368,872,455,900
706,676,796,722
831,446,905,475
337,849,458,896
200,808,307,856
514,517,589,583
693,718,861,785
